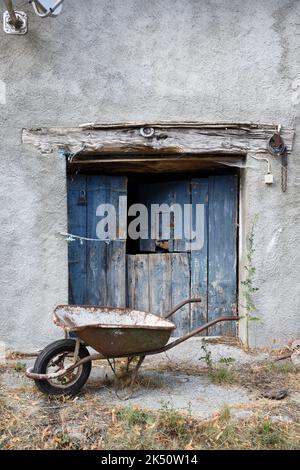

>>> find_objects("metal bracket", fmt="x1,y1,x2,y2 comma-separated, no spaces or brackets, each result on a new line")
3,10,27,35
140,127,155,138
267,128,288,192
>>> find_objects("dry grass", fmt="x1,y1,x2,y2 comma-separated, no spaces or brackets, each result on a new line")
104,403,300,450
236,361,300,395
0,386,111,450
146,356,300,392
0,355,299,450
0,380,299,450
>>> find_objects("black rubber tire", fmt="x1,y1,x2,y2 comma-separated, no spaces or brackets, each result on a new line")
33,339,91,396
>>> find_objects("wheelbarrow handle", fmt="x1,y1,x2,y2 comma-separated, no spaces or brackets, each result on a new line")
165,298,202,319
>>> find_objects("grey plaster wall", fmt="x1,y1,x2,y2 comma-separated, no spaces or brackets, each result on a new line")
0,0,299,351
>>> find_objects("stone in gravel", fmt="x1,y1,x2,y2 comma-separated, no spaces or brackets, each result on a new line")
271,415,293,424
262,389,288,400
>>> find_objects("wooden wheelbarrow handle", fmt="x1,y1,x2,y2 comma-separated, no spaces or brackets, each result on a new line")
165,298,202,319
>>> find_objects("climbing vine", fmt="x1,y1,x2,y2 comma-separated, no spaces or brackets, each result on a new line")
241,215,259,324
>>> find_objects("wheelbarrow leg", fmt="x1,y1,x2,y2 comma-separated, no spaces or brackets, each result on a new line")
130,355,146,388
115,354,146,400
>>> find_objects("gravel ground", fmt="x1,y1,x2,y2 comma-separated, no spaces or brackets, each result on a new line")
1,338,271,419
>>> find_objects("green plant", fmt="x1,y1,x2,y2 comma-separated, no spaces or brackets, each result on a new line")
116,405,153,426
266,362,299,374
199,339,213,368
157,402,192,443
254,419,287,448
219,357,235,365
218,404,231,423
106,405,161,450
54,433,79,450
208,367,236,384
14,362,26,372
241,215,260,327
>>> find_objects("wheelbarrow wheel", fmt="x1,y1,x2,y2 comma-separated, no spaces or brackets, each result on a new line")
33,339,91,396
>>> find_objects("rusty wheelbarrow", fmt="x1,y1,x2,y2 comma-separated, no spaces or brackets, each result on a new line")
26,299,239,397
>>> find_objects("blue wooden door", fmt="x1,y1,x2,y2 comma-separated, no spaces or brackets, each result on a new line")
68,174,238,336
127,176,238,335
208,175,238,335
67,174,127,307
139,180,191,252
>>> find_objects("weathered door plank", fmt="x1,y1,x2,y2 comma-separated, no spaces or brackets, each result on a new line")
208,175,238,335
148,254,172,316
190,178,208,331
86,175,108,305
126,254,150,312
127,253,191,335
67,174,87,305
106,176,127,307
86,175,127,306
171,253,191,335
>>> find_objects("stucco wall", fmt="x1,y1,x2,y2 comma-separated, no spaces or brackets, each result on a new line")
0,0,299,351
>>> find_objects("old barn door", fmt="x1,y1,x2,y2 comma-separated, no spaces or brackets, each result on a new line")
126,175,238,336
67,175,127,307
67,174,238,336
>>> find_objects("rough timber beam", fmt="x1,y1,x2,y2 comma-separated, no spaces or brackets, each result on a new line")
22,122,295,156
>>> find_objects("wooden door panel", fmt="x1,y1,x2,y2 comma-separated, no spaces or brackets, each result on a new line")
126,253,190,335
67,174,87,305
68,173,238,336
139,180,190,252
208,175,238,335
190,179,208,331
127,254,150,312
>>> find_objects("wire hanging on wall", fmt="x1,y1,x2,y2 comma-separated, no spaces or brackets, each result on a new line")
58,232,111,245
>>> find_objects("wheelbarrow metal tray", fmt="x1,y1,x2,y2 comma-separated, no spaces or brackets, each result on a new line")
54,305,176,357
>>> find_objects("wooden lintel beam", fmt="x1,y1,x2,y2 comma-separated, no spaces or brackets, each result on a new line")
22,123,295,156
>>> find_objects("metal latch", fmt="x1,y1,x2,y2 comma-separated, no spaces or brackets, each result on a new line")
155,240,169,251
78,190,87,205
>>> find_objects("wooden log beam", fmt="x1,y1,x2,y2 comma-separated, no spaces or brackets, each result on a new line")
22,123,294,156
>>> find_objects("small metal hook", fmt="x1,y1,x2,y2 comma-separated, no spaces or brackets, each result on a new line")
140,127,155,138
